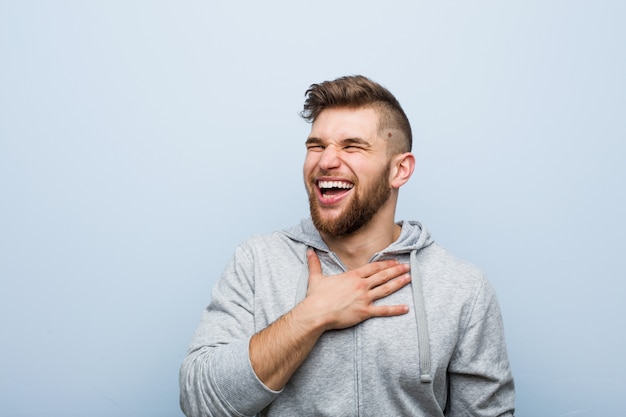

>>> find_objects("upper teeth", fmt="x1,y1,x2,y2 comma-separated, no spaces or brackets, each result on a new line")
318,181,353,189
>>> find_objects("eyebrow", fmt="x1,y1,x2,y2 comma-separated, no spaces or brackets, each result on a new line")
305,137,323,146
305,137,371,147
339,137,370,147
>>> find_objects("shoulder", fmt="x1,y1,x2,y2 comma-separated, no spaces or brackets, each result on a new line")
417,243,498,309
238,231,307,255
417,244,503,333
229,231,308,271
419,243,485,284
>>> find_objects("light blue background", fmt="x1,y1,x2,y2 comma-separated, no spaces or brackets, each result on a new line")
1,1,624,416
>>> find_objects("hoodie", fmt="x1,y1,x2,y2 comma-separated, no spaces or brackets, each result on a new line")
180,218,515,417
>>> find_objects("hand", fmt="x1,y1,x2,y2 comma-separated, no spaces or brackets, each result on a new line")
304,249,411,331
249,250,411,391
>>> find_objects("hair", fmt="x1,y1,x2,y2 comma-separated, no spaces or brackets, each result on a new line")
300,75,412,153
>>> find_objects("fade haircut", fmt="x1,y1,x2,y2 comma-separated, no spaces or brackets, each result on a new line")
300,75,412,154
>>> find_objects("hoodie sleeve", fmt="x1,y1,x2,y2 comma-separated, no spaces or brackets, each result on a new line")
179,242,281,417
445,277,516,417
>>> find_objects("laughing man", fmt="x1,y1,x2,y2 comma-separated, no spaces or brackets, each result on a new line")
180,75,515,417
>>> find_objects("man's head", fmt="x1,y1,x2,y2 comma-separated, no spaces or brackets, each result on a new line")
301,75,415,237
300,75,412,156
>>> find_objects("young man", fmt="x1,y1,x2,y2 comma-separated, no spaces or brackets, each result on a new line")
180,75,515,416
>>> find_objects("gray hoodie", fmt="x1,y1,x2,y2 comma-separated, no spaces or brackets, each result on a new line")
180,218,515,416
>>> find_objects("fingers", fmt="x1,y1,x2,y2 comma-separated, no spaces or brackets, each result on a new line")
307,250,410,304
364,262,410,289
369,271,411,300
309,251,405,281
361,262,411,315
366,270,411,318
357,258,403,278
370,303,410,317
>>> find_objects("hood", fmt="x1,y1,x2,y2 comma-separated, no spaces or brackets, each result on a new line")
280,217,434,256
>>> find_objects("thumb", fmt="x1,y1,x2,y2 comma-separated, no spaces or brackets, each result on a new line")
306,248,322,279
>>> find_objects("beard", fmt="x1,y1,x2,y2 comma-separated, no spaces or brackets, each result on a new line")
308,163,392,237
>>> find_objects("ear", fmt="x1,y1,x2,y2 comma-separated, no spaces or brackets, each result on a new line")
389,152,415,189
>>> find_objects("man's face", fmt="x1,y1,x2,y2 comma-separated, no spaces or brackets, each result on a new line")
303,107,393,237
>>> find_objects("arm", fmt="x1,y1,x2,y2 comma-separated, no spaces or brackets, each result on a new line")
180,247,411,417
445,278,515,417
180,243,267,417
249,249,412,390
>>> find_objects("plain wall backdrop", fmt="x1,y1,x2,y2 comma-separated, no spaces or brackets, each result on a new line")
1,1,625,416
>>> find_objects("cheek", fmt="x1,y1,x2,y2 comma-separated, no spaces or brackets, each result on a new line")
303,155,319,177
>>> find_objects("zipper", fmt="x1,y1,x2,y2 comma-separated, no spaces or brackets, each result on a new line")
326,250,360,415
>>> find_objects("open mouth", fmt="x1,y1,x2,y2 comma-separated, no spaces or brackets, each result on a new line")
317,180,354,200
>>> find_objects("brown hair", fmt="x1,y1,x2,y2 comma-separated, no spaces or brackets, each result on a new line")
300,75,412,153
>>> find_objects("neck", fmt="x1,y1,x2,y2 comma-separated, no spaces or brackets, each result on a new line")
321,214,401,270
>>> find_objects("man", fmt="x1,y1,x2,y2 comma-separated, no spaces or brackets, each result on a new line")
180,75,515,416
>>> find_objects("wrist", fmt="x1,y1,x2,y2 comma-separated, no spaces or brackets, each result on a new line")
291,297,330,335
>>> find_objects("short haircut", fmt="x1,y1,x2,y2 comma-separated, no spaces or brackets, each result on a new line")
300,75,412,154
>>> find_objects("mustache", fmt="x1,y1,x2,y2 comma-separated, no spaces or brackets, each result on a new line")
307,170,357,183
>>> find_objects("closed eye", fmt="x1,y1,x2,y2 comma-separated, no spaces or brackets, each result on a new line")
340,138,370,151
305,138,325,151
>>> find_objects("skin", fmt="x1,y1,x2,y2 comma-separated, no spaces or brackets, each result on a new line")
249,106,417,391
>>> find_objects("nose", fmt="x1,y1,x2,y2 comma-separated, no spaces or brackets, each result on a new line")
318,145,341,170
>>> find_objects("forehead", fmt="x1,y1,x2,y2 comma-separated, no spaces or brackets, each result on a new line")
308,107,381,142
